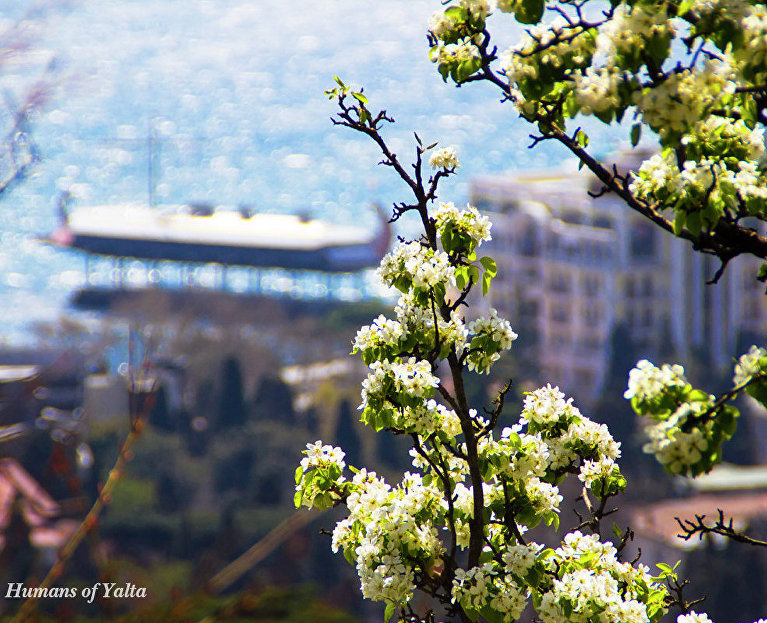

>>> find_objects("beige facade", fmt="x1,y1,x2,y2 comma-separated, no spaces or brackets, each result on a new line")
470,157,767,403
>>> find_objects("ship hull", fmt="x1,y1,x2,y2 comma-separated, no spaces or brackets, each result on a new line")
68,232,379,273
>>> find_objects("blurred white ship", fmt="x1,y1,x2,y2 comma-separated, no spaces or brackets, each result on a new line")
48,199,391,273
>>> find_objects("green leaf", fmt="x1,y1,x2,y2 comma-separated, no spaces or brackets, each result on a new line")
445,5,468,21
594,108,614,124
438,61,450,82
687,211,702,237
352,91,368,104
464,607,480,623
515,0,544,24
631,123,642,147
456,268,467,290
482,272,492,295
612,521,622,538
468,265,480,284
673,211,686,236
344,547,355,565
293,490,303,508
678,0,694,14
333,75,346,88
688,389,710,402
576,130,589,148
537,548,555,560
295,465,304,484
647,34,670,66
384,602,395,622
479,256,497,276
480,606,505,623
742,97,758,130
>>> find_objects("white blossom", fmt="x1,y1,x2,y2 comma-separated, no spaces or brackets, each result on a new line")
624,359,687,403
300,440,346,472
433,201,492,247
430,145,460,170
733,345,767,386
678,613,715,623
521,384,579,428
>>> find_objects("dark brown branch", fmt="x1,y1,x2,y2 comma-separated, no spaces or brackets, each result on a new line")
676,509,767,548
681,372,767,431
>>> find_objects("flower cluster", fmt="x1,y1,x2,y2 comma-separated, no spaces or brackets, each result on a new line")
733,345,767,386
452,563,529,620
460,0,493,21
538,532,667,623
360,357,440,411
377,241,455,295
465,308,517,373
624,359,688,413
430,145,461,170
521,384,578,429
733,345,767,408
624,353,761,476
428,0,493,43
512,384,624,495
573,66,623,115
633,61,737,141
498,21,595,114
430,36,483,83
352,314,404,355
596,4,673,60
294,441,347,510
737,5,767,80
300,440,346,471
433,201,492,252
331,470,445,606
642,401,714,475
629,115,767,229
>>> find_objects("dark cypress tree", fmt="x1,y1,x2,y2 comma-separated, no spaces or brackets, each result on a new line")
217,356,247,429
593,323,644,472
150,385,174,432
251,375,295,424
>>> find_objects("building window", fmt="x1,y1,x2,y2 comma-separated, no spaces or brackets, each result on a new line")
642,275,653,296
551,303,569,323
625,276,635,297
520,299,539,317
550,271,571,293
630,222,655,257
642,308,653,327
583,274,601,296
584,304,602,327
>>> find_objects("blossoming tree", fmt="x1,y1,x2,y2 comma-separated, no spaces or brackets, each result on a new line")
295,80,702,623
295,0,767,621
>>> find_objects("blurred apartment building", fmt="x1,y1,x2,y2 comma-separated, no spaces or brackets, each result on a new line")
470,153,767,403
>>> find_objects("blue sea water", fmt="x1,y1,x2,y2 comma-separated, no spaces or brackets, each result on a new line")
0,0,624,345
